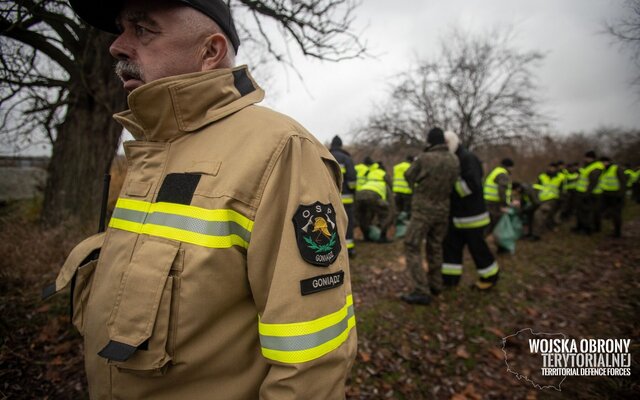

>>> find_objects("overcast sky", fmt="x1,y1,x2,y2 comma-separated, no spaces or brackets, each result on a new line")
247,0,640,145
4,0,638,156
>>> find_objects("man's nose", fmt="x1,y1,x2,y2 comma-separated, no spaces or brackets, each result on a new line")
109,34,132,60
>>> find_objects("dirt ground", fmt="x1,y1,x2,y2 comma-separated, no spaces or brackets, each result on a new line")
0,203,638,399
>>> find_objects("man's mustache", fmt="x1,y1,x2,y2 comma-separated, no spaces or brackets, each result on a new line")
114,61,143,81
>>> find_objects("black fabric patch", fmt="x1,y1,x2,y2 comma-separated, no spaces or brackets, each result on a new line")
292,202,342,267
233,69,256,97
138,339,149,351
98,340,138,362
300,271,345,296
41,283,56,300
156,173,201,205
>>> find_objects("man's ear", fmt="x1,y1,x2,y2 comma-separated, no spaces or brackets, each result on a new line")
201,33,229,70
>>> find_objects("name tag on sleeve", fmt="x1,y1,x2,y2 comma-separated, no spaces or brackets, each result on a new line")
300,271,344,296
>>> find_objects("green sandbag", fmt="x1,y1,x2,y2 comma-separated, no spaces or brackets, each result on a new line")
493,208,522,254
368,225,381,242
395,222,407,239
509,210,523,239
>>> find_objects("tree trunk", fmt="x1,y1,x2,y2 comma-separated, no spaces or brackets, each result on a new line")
41,30,126,231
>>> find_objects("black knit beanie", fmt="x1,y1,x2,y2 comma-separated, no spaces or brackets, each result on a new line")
427,127,445,145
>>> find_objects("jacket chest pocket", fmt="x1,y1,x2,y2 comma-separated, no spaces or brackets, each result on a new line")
188,161,222,198
98,236,183,376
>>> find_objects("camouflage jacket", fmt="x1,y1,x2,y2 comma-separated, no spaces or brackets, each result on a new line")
405,144,459,210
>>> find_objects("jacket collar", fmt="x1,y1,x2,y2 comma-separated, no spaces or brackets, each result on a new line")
427,143,449,152
114,65,265,142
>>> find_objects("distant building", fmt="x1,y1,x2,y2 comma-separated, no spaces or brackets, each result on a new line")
0,156,49,203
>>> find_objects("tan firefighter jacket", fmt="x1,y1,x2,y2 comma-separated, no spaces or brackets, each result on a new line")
45,66,357,399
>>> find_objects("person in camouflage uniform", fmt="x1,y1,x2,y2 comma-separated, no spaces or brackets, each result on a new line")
401,127,459,305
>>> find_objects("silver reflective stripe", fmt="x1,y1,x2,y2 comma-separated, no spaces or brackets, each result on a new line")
442,263,462,271
112,208,147,224
259,305,355,352
145,212,252,243
453,212,490,225
456,178,472,197
477,261,499,278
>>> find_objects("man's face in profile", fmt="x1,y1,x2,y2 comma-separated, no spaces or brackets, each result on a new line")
108,0,206,92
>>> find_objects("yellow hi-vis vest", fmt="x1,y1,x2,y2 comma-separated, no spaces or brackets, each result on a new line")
484,167,511,203
355,164,369,191
624,168,639,188
360,168,387,200
392,161,412,194
538,174,563,201
565,171,579,190
599,165,621,192
576,161,604,194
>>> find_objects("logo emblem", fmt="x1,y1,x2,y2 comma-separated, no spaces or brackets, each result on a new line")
292,202,341,266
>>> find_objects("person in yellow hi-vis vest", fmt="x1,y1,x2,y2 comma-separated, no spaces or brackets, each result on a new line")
392,156,414,220
356,162,394,242
43,1,356,398
355,156,374,192
483,158,514,239
573,150,604,235
599,157,627,238
561,162,580,220
537,161,564,230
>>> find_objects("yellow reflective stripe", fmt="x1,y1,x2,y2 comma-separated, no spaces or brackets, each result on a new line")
109,217,143,233
442,263,463,276
144,223,249,249
259,295,355,364
453,212,490,229
260,295,353,337
261,316,355,364
116,197,151,213
455,179,472,198
109,198,253,249
478,261,499,278
342,194,354,204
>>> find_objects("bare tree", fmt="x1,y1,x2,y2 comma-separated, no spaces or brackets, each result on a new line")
1,0,367,229
354,27,546,150
606,0,640,89
1,0,126,230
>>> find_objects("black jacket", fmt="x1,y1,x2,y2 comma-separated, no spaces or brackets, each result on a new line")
330,147,357,195
450,146,487,219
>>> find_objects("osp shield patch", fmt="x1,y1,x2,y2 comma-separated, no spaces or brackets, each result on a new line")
292,202,341,266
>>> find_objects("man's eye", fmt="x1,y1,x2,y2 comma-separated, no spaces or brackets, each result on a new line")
135,25,149,35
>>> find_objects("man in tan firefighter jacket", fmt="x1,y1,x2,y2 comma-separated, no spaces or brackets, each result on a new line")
43,1,357,399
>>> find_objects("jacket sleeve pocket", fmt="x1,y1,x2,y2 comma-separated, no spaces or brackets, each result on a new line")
42,232,106,335
98,236,181,375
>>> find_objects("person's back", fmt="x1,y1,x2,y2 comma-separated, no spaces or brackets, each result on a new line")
401,128,459,305
409,145,459,209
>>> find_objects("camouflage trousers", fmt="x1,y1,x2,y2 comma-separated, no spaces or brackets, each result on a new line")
404,210,449,295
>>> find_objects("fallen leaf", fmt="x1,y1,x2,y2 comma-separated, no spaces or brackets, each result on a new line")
456,345,470,359
485,327,505,338
489,348,505,361
359,351,371,363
